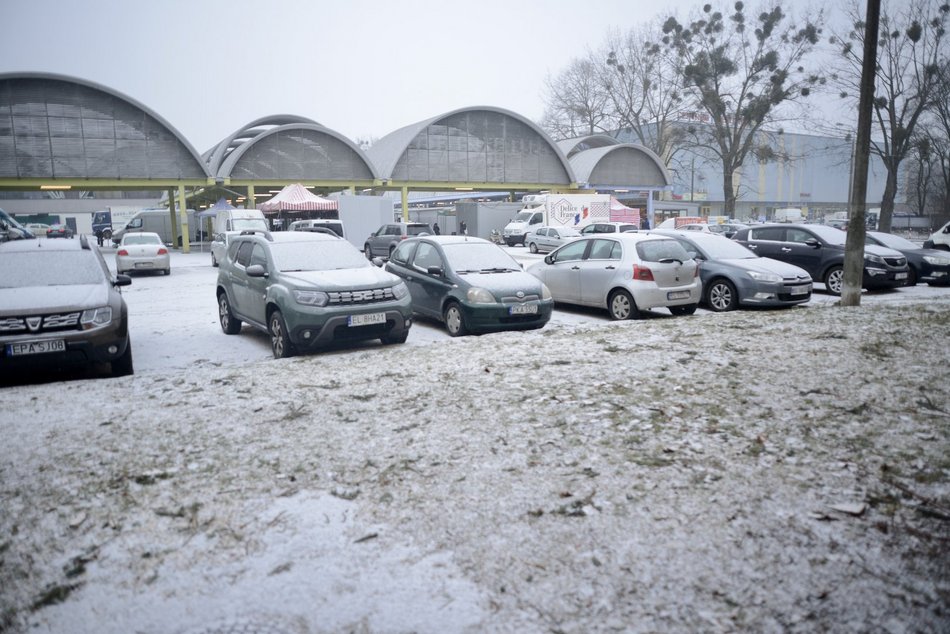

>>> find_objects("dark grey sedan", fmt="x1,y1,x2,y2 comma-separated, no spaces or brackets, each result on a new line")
865,231,950,286
653,230,813,311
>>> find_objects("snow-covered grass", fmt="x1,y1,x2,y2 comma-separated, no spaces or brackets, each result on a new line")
1,250,949,632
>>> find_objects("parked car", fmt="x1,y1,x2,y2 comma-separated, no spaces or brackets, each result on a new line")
0,209,33,241
732,224,909,295
210,209,269,267
384,236,553,336
0,235,133,378
46,223,73,239
25,222,51,235
706,223,749,239
115,232,171,276
579,221,639,235
675,223,715,233
865,231,950,286
525,225,582,254
364,222,433,259
923,220,950,251
526,233,701,320
653,230,812,311
216,230,412,358
289,218,346,239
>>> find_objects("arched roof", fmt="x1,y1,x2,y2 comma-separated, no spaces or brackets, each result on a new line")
570,144,671,188
557,134,621,158
204,115,320,176
367,106,576,186
218,123,378,181
0,72,209,180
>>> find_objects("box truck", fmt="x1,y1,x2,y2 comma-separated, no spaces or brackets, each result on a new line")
501,194,611,246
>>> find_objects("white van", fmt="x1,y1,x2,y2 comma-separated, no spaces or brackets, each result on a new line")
289,218,346,239
210,209,268,267
924,220,950,251
112,209,197,246
773,208,805,223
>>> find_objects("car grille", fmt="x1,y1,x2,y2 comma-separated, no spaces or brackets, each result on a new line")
326,288,395,305
885,257,906,267
0,312,81,333
501,294,541,303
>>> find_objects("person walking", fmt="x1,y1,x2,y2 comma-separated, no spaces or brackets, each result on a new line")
459,220,467,235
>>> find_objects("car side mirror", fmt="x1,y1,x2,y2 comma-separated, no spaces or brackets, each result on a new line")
115,274,132,287
427,265,444,277
805,239,821,248
544,254,554,265
371,256,385,267
246,264,267,277
944,226,950,234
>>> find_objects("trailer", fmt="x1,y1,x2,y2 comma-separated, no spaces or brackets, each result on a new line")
501,194,611,246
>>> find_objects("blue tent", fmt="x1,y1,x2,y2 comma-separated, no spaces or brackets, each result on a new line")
197,197,234,219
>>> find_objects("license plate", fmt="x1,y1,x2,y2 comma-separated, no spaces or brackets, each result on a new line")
134,262,153,268
667,291,691,300
348,312,386,327
790,285,811,296
895,272,908,280
509,303,538,315
6,339,66,356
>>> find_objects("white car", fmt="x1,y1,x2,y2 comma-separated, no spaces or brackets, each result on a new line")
924,220,950,252
527,233,701,320
116,232,170,275
525,225,581,254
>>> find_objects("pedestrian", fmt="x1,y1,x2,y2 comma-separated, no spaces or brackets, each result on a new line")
460,220,467,235
433,223,441,235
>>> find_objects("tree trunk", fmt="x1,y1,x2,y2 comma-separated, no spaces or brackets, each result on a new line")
878,166,899,232
722,171,736,217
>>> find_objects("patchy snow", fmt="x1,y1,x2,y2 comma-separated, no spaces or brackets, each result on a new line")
1,249,949,633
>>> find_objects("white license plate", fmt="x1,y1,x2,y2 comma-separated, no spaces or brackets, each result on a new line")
348,312,386,327
509,303,538,315
895,272,908,280
6,339,66,356
134,262,154,268
790,285,811,296
667,291,691,300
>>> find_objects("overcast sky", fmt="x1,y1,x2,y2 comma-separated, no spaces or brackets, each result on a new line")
3,0,841,154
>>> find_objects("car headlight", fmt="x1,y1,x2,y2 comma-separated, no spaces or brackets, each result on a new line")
466,287,496,304
541,283,552,301
392,281,409,299
80,306,113,329
866,254,886,265
924,255,950,266
746,270,782,283
293,290,329,307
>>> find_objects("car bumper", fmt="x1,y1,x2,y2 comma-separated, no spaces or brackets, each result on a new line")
287,304,413,349
738,280,812,307
117,255,170,272
459,299,554,333
0,330,129,373
631,281,702,310
863,267,909,289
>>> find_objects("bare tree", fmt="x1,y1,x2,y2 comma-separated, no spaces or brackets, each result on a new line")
924,59,950,223
539,55,615,140
832,0,949,232
660,2,825,216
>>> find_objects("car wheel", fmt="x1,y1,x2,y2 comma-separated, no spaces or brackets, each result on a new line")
529,242,538,254
706,279,737,312
906,266,917,286
670,304,698,316
218,292,242,334
824,266,844,296
389,245,396,259
608,289,639,320
364,244,373,259
164,268,171,276
444,302,468,336
111,338,134,377
381,330,409,345
211,252,218,267
269,309,295,359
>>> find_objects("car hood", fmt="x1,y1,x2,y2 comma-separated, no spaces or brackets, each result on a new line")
281,267,400,290
458,269,545,295
724,257,811,278
0,284,111,315
864,244,903,258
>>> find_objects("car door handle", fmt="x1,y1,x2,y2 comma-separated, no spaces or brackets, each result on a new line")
605,265,616,270
781,247,792,252
571,266,581,270
747,244,757,250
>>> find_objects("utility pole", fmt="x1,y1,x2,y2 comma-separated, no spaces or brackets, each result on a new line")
841,0,880,307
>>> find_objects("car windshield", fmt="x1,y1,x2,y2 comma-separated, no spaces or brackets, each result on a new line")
233,218,268,231
513,211,535,222
122,234,162,245
271,240,368,271
696,236,757,259
868,232,917,250
805,225,847,245
407,225,430,236
0,252,105,287
442,242,521,273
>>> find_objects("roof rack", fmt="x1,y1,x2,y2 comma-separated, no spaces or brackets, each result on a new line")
239,229,274,241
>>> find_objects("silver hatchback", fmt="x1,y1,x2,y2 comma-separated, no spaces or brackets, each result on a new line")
526,233,701,319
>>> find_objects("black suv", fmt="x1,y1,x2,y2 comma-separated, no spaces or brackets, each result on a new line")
732,224,909,295
0,235,133,378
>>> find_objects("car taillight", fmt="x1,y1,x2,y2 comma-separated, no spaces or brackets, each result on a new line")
633,264,654,281
158,247,168,255
400,235,408,240
117,249,129,256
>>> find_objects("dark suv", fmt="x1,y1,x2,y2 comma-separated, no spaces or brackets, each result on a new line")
216,230,413,358
0,235,133,379
732,224,909,295
364,222,433,259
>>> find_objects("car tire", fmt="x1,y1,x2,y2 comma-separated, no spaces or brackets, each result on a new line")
164,268,171,276
381,330,409,345
211,252,218,267
529,242,538,254
706,279,738,312
111,338,134,377
364,244,373,259
906,266,917,286
608,289,639,320
444,302,468,336
218,292,242,334
824,266,844,296
389,245,396,259
269,309,295,359
670,304,698,316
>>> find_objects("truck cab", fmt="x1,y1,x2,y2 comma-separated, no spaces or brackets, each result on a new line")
502,210,544,246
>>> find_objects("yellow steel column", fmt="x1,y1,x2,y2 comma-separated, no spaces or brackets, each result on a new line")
247,185,256,210
401,186,409,221
167,188,180,249
179,184,191,253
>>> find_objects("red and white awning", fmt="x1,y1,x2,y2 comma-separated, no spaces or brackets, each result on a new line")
259,183,338,212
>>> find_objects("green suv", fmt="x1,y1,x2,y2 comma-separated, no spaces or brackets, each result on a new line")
216,230,413,358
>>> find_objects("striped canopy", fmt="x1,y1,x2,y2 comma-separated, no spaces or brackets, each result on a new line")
259,183,338,212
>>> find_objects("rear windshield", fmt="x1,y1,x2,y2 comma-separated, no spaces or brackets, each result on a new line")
637,239,691,263
122,234,162,245
232,218,268,232
271,240,368,271
407,225,431,236
0,251,105,287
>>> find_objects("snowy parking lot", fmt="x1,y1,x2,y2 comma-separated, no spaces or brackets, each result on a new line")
1,243,949,633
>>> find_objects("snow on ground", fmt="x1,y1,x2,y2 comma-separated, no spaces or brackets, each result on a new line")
1,249,949,633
